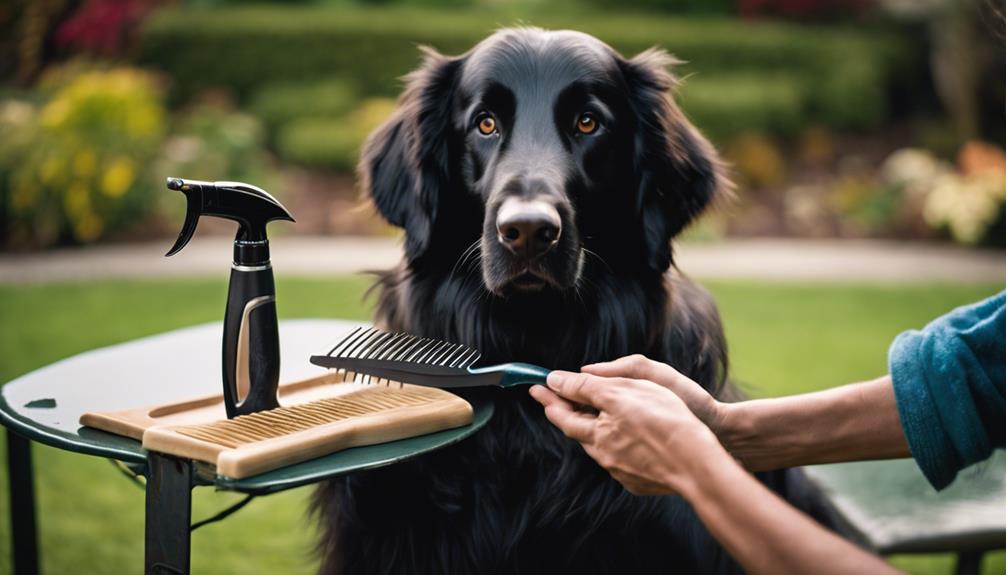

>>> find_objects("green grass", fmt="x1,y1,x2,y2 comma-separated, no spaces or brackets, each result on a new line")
0,278,1003,574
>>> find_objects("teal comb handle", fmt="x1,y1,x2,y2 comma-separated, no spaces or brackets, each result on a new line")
469,362,551,388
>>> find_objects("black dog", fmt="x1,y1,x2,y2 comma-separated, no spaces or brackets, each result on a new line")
314,28,836,574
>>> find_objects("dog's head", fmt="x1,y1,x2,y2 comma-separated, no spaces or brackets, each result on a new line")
360,28,729,296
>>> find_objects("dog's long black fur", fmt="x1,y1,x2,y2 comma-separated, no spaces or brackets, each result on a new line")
313,28,838,574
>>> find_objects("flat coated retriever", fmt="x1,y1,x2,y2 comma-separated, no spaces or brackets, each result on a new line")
313,28,838,574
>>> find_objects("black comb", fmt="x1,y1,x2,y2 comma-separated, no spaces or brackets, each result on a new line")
310,326,550,389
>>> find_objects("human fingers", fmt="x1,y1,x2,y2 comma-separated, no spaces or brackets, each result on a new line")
582,354,677,385
539,391,598,444
528,383,561,406
546,370,617,409
583,356,720,428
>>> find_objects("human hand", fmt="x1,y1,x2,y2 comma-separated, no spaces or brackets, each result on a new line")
529,370,728,496
582,355,726,437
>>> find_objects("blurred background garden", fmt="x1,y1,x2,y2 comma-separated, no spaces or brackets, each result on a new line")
2,0,1006,248
1,0,1006,574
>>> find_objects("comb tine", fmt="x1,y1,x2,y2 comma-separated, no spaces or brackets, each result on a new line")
354,329,384,357
374,333,410,360
360,329,389,357
441,344,466,366
341,327,376,358
422,341,451,364
405,339,436,363
329,326,365,357
325,327,356,357
362,332,395,359
464,350,482,368
448,346,474,368
429,342,456,365
392,336,426,362
383,334,414,360
458,348,479,367
448,345,476,367
407,339,433,363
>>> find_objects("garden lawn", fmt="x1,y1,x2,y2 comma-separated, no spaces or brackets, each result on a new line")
0,278,1002,575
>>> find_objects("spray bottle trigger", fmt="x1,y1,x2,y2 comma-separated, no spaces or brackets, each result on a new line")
165,184,202,257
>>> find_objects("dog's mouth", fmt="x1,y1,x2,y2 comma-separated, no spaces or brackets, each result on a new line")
507,270,550,291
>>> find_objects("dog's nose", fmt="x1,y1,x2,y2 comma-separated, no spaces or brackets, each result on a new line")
496,198,561,259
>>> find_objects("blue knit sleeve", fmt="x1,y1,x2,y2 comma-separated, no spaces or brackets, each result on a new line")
888,289,1006,490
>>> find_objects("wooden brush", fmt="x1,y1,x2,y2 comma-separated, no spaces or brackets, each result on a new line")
82,371,473,479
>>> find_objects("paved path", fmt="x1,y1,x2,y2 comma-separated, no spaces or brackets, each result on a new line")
1,236,1005,284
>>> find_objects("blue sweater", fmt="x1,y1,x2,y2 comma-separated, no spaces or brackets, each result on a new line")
889,289,1006,490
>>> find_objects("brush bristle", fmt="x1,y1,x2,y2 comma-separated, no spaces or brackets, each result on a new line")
171,385,451,448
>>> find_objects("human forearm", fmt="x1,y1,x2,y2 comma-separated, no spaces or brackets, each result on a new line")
679,445,902,575
719,376,910,472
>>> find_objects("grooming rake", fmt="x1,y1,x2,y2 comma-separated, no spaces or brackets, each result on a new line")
310,326,552,389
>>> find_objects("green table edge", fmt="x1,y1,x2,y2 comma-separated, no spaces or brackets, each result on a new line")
0,393,147,465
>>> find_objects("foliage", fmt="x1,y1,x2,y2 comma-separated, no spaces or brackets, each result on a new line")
0,65,166,248
679,73,806,138
723,133,787,188
249,78,358,133
736,0,874,20
579,0,734,16
1,278,1005,574
138,5,916,132
54,0,157,57
155,98,271,188
275,97,395,171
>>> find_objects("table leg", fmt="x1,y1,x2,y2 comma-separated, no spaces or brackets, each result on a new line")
6,431,40,575
955,551,984,575
144,453,192,575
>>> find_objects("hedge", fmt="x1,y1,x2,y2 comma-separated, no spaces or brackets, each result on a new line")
140,5,917,130
678,73,807,138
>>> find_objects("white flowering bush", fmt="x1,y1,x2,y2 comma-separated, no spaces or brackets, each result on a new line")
880,143,1006,245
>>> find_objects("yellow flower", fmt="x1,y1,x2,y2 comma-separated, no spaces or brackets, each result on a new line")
11,181,38,211
40,99,69,129
74,149,98,177
126,103,164,138
39,155,63,185
64,181,91,217
101,157,135,198
74,211,104,242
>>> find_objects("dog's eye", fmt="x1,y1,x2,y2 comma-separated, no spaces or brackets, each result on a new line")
576,113,598,135
477,114,498,136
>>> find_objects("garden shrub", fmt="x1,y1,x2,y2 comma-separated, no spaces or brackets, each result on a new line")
138,5,916,133
156,100,272,185
0,65,166,248
275,97,395,171
678,73,806,138
249,78,358,132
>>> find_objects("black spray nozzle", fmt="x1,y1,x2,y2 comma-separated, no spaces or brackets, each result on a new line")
165,177,295,260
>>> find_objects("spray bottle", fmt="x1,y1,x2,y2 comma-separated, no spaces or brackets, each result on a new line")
164,177,295,418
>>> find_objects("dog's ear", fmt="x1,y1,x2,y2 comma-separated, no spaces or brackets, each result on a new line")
619,49,732,273
358,47,463,261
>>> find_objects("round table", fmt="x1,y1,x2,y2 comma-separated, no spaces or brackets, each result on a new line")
0,320,492,575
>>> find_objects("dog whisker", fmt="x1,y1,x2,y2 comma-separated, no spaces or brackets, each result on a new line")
581,247,613,275
447,239,483,286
